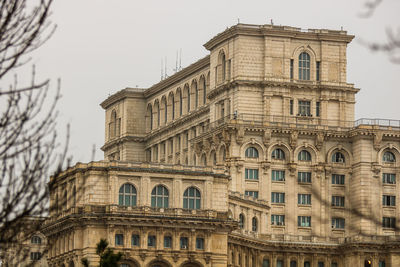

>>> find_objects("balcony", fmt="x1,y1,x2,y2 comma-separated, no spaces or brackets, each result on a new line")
198,114,400,135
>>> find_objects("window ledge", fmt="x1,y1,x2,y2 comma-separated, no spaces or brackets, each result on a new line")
298,204,312,207
271,225,285,228
271,203,285,206
271,180,285,183
297,226,311,229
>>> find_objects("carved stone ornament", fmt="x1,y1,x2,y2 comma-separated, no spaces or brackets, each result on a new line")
139,252,146,261
222,128,231,143
371,162,381,178
324,166,332,178
263,129,271,147
262,161,271,174
236,126,245,145
316,132,324,150
194,143,202,155
172,253,180,262
203,138,211,152
212,133,220,146
288,162,297,176
373,132,383,151
290,131,298,149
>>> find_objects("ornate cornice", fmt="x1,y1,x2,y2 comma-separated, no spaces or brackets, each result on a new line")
204,24,354,51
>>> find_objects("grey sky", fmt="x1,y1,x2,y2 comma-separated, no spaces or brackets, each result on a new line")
25,0,400,162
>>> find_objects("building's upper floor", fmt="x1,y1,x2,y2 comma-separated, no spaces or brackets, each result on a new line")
100,24,362,159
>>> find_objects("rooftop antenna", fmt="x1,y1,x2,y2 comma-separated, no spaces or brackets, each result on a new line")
341,26,343,31
164,56,168,79
270,19,274,25
179,48,182,71
238,18,240,24
161,58,164,80
175,50,178,73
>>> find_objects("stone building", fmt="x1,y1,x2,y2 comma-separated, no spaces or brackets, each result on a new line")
42,24,400,267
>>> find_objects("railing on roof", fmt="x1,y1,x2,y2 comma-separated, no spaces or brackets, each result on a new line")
201,114,400,133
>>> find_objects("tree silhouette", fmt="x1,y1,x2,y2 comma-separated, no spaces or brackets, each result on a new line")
81,239,123,267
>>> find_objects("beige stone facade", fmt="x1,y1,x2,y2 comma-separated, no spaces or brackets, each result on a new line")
42,24,400,267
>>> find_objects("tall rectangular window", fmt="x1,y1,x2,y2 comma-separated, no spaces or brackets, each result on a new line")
30,252,41,261
271,215,285,225
290,99,294,115
298,172,311,183
332,218,345,229
379,261,386,267
383,195,396,206
298,100,311,116
115,234,124,246
298,194,311,205
180,237,188,249
164,236,172,248
271,192,285,203
263,259,270,267
290,59,294,79
316,61,320,81
318,262,324,267
245,168,259,180
245,191,259,199
383,173,396,184
332,174,345,185
298,216,311,227
131,234,140,246
332,196,345,207
148,235,156,247
272,170,285,181
277,260,283,267
196,237,204,250
382,217,396,228
316,101,320,117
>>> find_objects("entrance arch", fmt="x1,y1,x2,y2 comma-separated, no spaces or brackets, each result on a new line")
147,259,172,267
180,261,203,267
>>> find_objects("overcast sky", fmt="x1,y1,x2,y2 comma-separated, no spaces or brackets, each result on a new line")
22,0,400,163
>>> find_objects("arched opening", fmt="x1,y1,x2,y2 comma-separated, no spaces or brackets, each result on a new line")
191,80,198,109
148,260,171,267
109,110,117,139
298,150,312,161
151,185,169,208
160,96,167,126
180,262,203,267
298,52,310,80
271,148,285,160
183,187,201,209
146,104,153,132
239,213,245,229
176,88,183,117
332,151,345,163
199,75,206,106
168,92,175,121
383,151,396,162
245,147,259,158
154,100,160,128
183,84,190,114
217,50,226,83
119,183,137,207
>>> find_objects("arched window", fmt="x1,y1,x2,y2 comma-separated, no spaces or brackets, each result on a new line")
271,148,285,160
171,94,175,120
164,99,167,123
151,185,169,208
147,105,153,131
178,89,183,116
202,77,207,105
31,236,42,244
185,85,190,113
211,151,217,165
72,186,76,206
239,213,245,229
183,187,201,209
193,80,198,108
383,151,396,163
245,147,259,158
299,52,310,80
332,152,345,163
109,110,117,139
252,217,258,232
119,184,137,207
155,101,160,127
298,150,312,161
